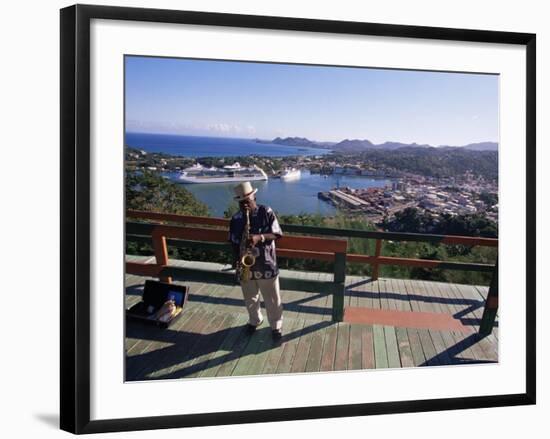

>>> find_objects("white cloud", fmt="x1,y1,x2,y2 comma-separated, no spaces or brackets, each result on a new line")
126,119,257,137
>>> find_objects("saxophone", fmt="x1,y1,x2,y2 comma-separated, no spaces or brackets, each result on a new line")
237,208,256,282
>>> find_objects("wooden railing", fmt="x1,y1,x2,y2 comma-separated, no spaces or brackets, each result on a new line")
127,210,497,276
126,218,348,321
126,210,498,332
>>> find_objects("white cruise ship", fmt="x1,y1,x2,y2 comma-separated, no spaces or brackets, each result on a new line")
280,168,301,181
178,162,268,184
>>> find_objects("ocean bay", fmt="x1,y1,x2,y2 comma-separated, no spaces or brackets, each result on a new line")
128,132,391,216
126,132,329,157
165,170,391,216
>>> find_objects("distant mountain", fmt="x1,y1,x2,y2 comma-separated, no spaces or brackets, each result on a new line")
439,142,498,151
381,141,432,149
333,138,434,152
329,139,498,152
335,139,374,150
462,142,499,151
261,136,498,152
256,137,334,148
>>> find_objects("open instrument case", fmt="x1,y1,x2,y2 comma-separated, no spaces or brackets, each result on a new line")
126,280,189,329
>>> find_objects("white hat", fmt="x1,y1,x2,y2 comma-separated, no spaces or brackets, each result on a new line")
233,181,258,201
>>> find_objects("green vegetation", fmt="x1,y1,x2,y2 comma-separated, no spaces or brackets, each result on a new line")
126,171,220,261
382,207,498,238
332,147,498,180
477,191,498,208
273,210,496,285
126,171,209,216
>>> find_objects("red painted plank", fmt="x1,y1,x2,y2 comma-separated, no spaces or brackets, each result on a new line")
344,307,474,333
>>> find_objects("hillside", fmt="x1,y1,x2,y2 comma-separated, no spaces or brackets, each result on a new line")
263,136,498,152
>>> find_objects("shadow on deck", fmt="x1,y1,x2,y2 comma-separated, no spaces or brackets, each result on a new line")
125,256,498,381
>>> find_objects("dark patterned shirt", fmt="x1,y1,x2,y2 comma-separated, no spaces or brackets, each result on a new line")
229,205,283,280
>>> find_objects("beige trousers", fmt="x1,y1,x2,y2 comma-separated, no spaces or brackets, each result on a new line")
240,276,283,330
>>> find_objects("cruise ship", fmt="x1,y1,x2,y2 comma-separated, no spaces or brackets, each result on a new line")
178,162,268,184
280,168,301,181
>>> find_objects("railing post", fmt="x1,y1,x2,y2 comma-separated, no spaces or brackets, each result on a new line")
332,252,346,322
371,239,382,281
479,259,498,336
152,230,172,283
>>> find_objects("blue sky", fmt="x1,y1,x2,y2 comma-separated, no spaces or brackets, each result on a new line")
125,56,498,146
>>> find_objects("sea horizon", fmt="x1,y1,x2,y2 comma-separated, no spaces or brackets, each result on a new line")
125,131,330,158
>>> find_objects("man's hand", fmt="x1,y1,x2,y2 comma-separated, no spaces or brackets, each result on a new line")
249,234,263,246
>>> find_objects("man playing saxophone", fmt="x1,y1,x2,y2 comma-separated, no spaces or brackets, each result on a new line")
229,182,284,340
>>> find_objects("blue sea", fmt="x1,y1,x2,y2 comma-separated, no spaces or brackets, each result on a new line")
164,170,391,216
125,132,329,157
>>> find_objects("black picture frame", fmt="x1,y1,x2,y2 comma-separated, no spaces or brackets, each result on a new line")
60,4,536,434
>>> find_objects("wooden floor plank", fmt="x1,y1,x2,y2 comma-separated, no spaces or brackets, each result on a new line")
240,327,282,377
184,313,242,378
448,284,498,362
125,265,496,377
448,329,479,362
389,278,409,312
214,325,255,377
428,329,453,366
232,326,274,377
334,323,351,371
262,318,302,375
125,302,205,361
424,281,478,362
384,325,401,368
357,279,372,309
384,278,399,312
438,330,462,365
367,279,381,310
319,272,334,321
414,280,440,314
377,279,390,311
292,319,325,373
275,319,308,374
304,272,329,322
394,278,413,312
282,282,306,322
395,327,415,368
417,328,440,366
442,283,488,362
348,324,363,371
153,309,228,379
407,328,426,367
305,324,328,372
402,279,423,314
345,276,354,308
319,323,338,372
291,271,318,322
345,276,358,308
197,313,249,378
373,324,388,368
127,305,213,380
456,283,499,357
361,325,375,369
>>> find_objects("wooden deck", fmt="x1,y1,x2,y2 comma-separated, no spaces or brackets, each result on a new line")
125,256,498,381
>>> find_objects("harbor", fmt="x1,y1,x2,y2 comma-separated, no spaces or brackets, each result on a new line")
170,170,391,217
127,144,498,222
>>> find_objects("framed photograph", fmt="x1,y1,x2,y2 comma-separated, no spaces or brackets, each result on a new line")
60,4,536,434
